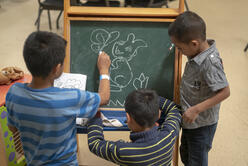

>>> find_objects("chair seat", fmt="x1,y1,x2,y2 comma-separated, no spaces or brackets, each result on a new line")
40,0,63,10
130,0,168,7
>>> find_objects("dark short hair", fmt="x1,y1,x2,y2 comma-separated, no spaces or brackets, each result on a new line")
168,11,206,43
23,31,67,78
125,89,159,128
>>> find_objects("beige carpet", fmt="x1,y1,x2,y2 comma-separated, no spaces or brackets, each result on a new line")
0,0,247,166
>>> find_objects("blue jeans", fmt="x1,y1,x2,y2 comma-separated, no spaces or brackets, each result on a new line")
180,123,217,166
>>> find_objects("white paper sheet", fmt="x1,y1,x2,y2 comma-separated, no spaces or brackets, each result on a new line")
54,72,87,90
54,72,88,125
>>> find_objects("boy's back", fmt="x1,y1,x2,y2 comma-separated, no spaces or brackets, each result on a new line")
6,31,111,165
87,91,182,166
6,82,100,165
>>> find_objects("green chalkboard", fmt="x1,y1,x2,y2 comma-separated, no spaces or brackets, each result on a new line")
70,21,175,108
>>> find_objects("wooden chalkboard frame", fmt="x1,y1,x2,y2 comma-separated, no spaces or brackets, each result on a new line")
63,0,183,105
63,1,183,165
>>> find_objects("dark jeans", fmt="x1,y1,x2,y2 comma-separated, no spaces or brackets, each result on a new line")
180,123,217,166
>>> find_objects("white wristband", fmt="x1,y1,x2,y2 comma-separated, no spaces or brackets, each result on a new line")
100,74,110,80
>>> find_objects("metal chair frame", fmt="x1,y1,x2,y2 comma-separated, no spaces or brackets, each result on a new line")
35,0,63,31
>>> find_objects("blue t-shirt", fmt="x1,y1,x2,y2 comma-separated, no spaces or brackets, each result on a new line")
6,83,100,166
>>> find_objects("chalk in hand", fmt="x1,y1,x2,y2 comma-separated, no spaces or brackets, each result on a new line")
99,51,102,55
169,43,174,51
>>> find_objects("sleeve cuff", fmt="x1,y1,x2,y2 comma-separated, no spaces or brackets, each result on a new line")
88,117,103,126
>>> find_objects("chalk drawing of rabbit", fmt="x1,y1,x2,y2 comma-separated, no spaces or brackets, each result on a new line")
110,33,148,92
90,29,149,93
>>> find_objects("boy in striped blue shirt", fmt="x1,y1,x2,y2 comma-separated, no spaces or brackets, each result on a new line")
87,89,182,166
6,31,111,166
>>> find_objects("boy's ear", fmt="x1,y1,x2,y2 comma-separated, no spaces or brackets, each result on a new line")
54,64,62,73
191,40,200,47
52,63,63,78
158,109,161,118
126,112,131,123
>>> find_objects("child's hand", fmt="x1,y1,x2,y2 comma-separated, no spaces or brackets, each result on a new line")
95,111,101,118
182,106,199,124
97,51,111,74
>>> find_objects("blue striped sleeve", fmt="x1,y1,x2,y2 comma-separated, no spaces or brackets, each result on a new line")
77,91,100,118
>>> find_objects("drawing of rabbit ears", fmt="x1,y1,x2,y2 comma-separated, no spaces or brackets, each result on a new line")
124,33,148,60
90,29,120,53
127,33,148,48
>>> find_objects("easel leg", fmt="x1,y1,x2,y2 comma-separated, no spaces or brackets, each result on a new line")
172,137,179,166
77,134,79,152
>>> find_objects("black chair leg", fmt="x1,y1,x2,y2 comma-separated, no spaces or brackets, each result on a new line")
185,0,189,11
165,0,169,8
47,10,52,30
37,8,43,31
35,17,38,25
56,10,63,29
244,44,248,52
35,7,41,25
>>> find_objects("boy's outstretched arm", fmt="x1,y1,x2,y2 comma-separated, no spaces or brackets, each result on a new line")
97,52,111,106
183,86,230,124
158,97,182,134
87,112,122,165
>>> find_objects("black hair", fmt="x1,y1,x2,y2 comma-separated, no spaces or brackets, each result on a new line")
23,31,67,78
125,89,159,128
168,11,206,43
